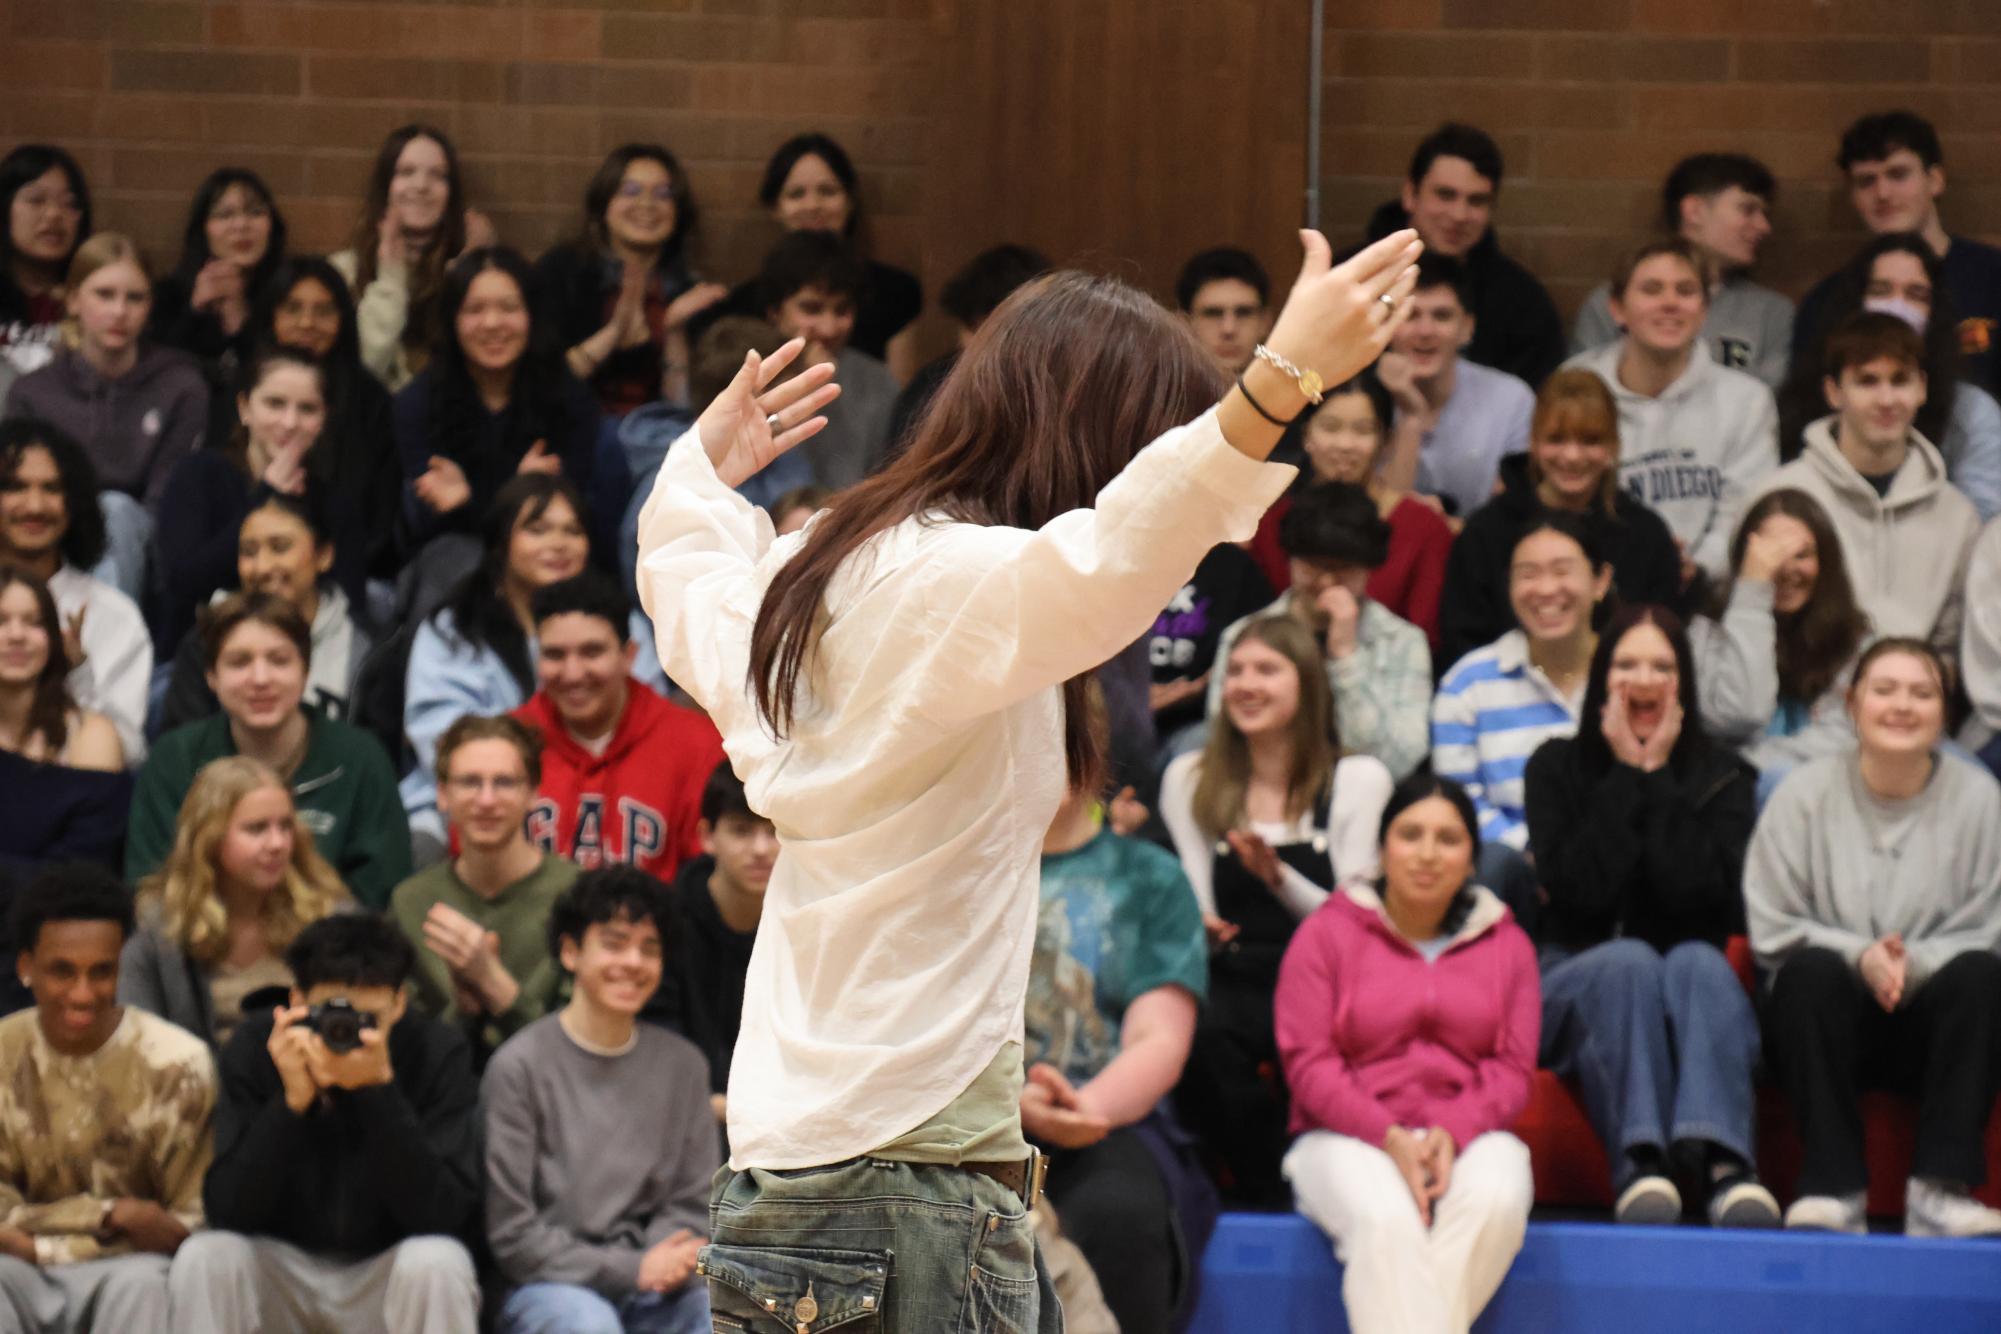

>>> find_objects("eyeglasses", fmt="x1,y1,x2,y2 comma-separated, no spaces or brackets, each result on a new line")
445,775,529,797
615,182,676,203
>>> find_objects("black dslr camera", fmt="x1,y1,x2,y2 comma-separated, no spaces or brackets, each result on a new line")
303,998,377,1054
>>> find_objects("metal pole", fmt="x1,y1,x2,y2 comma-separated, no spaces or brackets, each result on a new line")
1305,0,1324,231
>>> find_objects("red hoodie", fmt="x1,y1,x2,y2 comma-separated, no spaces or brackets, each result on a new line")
514,680,726,882
1274,883,1540,1150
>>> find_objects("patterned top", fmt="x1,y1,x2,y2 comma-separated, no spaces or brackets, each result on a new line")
0,1007,215,1264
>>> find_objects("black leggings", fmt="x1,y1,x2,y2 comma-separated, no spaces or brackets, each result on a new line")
1762,946,2001,1196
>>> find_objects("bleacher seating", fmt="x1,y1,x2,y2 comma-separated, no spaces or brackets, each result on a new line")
1192,1213,2001,1333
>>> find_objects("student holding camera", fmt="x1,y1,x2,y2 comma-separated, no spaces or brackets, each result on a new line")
170,914,483,1334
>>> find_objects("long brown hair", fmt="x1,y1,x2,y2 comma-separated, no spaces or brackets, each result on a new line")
0,564,74,757
1191,616,1340,840
345,124,467,363
747,270,1227,788
1720,489,1870,703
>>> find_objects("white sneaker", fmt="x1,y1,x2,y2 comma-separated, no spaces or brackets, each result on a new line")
1784,1191,1866,1234
1709,1176,1782,1229
1615,1174,1682,1225
1906,1177,2001,1238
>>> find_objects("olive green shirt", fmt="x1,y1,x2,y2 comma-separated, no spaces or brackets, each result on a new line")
388,853,578,1064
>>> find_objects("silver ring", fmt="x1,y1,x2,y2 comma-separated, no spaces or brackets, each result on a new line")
1378,294,1397,308
765,413,783,431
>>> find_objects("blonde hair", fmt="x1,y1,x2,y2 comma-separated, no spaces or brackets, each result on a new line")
60,232,152,351
1190,615,1340,840
139,756,345,968
1529,369,1623,516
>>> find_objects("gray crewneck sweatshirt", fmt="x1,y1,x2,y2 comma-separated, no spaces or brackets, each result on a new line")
1746,751,2001,993
482,1014,717,1294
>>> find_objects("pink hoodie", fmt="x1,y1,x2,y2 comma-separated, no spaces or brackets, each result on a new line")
1275,883,1540,1150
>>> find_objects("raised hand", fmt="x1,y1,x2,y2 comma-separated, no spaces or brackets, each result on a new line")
1263,229,1423,399
664,281,729,332
516,439,563,476
414,455,471,514
695,337,841,489
1739,522,1793,586
1601,687,1648,769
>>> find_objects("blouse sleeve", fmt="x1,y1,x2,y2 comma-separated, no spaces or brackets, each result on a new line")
636,409,1294,740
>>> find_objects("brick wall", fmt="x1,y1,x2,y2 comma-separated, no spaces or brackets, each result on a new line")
0,0,940,320
1322,2,2001,320
7,1,2001,340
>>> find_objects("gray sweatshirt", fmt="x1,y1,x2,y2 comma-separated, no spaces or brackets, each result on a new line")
1572,272,1795,392
1957,513,2001,751
1749,416,1979,660
1746,751,2001,994
3,343,209,508
1565,340,1779,581
482,1013,717,1295
1690,578,1856,772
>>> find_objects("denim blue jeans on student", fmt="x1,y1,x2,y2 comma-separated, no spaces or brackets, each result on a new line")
498,1280,710,1334
703,1157,1062,1333
1538,938,1760,1187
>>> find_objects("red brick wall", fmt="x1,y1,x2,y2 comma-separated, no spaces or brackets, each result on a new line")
1323,2,2001,318
7,1,2001,339
1,0,940,319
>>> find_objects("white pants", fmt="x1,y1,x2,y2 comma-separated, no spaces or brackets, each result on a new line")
0,1253,170,1334
167,1232,477,1334
1284,1130,1532,1334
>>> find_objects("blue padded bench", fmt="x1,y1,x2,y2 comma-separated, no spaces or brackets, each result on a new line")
1189,1212,2001,1333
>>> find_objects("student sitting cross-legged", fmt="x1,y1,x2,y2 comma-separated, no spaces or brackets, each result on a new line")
484,866,717,1334
168,915,482,1334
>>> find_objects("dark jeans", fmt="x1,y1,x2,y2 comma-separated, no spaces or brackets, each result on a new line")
1762,946,2001,1197
703,1157,1061,1333
1043,1128,1174,1334
1538,939,1761,1188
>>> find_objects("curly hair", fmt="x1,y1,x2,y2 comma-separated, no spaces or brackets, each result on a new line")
138,756,346,968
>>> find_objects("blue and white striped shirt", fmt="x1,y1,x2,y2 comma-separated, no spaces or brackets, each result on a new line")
1431,630,1584,850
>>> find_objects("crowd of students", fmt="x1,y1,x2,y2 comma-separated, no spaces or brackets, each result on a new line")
2,106,2001,1334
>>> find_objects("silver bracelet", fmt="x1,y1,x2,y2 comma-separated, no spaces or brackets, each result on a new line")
1252,344,1325,405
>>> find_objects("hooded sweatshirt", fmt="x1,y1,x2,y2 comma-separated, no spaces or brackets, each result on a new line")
1566,340,1779,581
1959,515,2001,751
1572,271,1795,391
1274,882,1538,1149
1359,200,1566,389
1746,751,2001,995
1437,452,1683,672
514,679,726,884
158,582,372,736
1749,415,1978,657
1692,578,1857,771
4,344,210,508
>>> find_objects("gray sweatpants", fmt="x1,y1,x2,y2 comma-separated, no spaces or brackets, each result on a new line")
0,1252,171,1334
168,1231,477,1334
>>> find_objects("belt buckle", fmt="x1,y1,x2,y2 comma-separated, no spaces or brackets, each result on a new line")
1024,1150,1047,1210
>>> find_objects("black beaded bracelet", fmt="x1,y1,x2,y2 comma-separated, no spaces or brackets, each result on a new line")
1236,376,1294,427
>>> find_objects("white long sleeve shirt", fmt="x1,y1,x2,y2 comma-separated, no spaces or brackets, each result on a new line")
637,410,1293,1169
47,564,150,766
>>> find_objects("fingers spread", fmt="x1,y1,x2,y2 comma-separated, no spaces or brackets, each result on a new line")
758,361,838,417
755,337,808,389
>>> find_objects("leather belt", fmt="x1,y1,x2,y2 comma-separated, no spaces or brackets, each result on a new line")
964,1151,1047,1209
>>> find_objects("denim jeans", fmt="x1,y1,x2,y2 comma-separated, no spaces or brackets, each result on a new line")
703,1158,1062,1333
1538,938,1760,1186
498,1280,710,1334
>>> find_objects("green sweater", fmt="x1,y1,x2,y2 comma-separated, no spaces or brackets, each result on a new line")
126,711,411,908
389,853,577,1065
